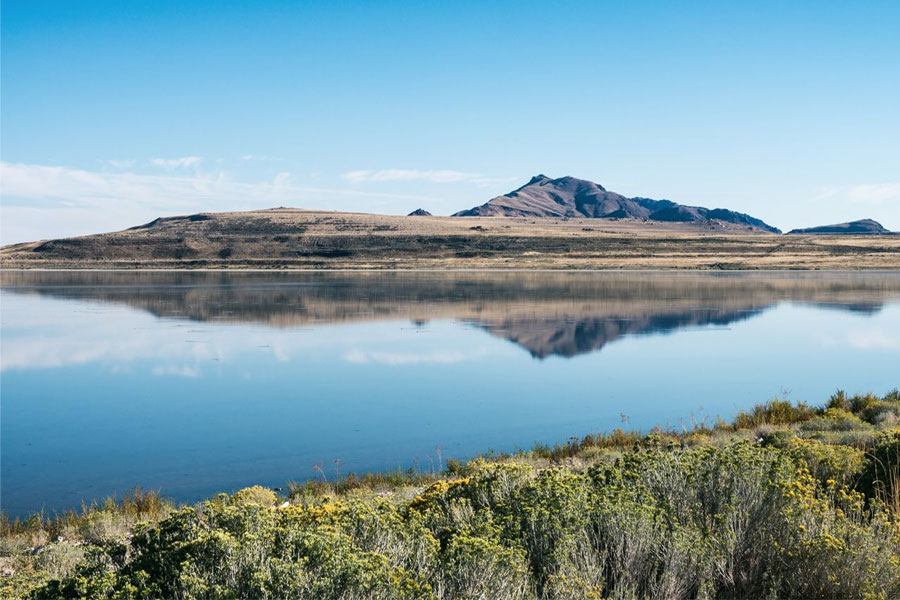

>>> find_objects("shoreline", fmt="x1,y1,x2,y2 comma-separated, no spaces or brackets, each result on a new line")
4,266,900,273
2,388,897,520
4,267,900,272
3,388,899,598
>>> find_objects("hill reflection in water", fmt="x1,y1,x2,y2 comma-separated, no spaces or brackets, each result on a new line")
2,270,898,358
3,270,900,517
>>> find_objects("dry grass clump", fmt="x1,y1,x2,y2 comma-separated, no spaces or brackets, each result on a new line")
0,488,172,598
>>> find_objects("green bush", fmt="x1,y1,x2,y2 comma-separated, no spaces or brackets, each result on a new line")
733,398,816,429
859,400,900,427
25,443,900,600
759,428,796,448
230,485,278,507
828,390,900,426
10,390,900,599
800,408,872,432
787,437,865,488
859,428,900,514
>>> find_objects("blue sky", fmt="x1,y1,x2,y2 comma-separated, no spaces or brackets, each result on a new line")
2,0,899,242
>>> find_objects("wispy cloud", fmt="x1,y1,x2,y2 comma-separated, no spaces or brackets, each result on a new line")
816,182,900,205
240,154,286,162
0,161,442,243
150,156,204,169
104,159,136,169
0,162,437,208
343,169,513,187
1,161,283,211
847,183,900,205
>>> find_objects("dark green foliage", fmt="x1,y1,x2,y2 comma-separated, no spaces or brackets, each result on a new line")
859,428,900,514
828,390,900,427
733,398,817,429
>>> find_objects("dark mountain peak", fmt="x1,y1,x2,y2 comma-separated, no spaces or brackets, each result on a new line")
407,208,432,217
552,175,608,193
453,175,779,232
788,219,891,235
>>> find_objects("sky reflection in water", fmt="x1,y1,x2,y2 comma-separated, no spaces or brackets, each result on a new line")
1,271,899,516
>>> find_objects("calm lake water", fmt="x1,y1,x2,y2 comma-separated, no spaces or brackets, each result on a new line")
2,271,899,516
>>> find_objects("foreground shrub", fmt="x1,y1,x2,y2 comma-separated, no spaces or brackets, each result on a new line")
859,428,900,514
787,437,865,488
828,390,900,426
733,398,816,429
230,485,278,507
32,443,900,600
10,390,900,599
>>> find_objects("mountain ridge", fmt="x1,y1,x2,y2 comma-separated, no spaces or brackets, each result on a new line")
453,174,781,233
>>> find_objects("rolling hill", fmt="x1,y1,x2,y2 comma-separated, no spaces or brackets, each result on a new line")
788,219,892,235
3,208,899,270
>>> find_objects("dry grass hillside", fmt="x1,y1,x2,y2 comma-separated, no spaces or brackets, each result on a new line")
2,209,899,269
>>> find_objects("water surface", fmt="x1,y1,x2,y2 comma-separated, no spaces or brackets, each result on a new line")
2,271,899,516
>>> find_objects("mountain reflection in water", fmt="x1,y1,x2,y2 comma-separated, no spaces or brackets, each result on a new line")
2,271,898,359
3,270,900,517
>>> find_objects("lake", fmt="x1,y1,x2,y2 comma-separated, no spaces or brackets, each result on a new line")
2,271,899,517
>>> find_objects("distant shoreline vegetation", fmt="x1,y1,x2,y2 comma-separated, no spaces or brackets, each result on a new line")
3,388,900,599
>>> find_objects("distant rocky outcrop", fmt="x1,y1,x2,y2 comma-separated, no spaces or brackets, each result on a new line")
407,208,432,216
788,219,891,235
453,174,781,233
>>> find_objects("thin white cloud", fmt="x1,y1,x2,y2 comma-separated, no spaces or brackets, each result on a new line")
0,161,443,243
240,154,285,162
104,159,136,169
343,169,514,187
0,162,273,211
0,161,434,207
1,161,437,208
815,182,900,206
150,156,204,169
848,183,900,205
812,187,839,201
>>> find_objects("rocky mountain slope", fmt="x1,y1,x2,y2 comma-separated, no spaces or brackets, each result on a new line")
453,174,781,233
